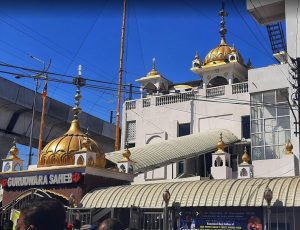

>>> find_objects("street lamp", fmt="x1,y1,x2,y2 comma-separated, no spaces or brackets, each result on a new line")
163,189,170,230
264,187,273,230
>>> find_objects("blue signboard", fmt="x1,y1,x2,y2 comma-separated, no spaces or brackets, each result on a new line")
179,207,263,230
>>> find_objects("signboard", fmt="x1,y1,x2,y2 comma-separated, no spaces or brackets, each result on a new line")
1,172,81,189
179,207,263,230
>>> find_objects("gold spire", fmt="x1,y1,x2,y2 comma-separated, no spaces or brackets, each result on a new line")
285,139,293,155
122,145,132,162
147,58,160,77
219,0,228,44
241,147,250,164
216,133,225,153
7,138,19,159
72,65,86,120
194,51,200,60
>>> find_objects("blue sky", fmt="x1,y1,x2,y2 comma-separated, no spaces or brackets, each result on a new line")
0,0,280,164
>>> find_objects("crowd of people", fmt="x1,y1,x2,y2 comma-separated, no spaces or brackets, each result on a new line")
0,198,136,230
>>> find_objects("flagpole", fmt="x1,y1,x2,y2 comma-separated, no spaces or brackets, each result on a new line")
37,60,51,166
115,0,127,151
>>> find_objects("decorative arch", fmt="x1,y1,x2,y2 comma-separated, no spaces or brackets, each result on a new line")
233,78,240,84
208,76,228,87
214,156,223,167
87,157,94,167
144,82,157,95
77,155,84,165
240,168,248,177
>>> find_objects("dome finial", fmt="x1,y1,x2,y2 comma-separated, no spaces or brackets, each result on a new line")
73,65,86,120
216,132,225,152
152,57,156,70
219,0,228,44
122,143,132,161
8,137,19,159
241,147,250,164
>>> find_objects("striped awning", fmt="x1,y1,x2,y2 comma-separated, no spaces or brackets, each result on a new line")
106,129,239,172
81,177,300,208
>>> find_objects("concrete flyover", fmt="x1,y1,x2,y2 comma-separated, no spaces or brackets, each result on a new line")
0,77,116,161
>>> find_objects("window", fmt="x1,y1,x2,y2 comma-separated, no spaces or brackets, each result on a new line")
177,161,184,175
250,89,291,160
126,121,136,144
241,116,250,139
178,123,190,137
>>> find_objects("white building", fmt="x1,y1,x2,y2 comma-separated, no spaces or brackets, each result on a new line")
106,0,297,182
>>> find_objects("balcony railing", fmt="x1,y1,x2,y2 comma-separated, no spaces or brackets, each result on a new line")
142,98,151,108
155,92,194,106
232,82,248,94
125,100,136,110
125,82,248,110
206,85,225,97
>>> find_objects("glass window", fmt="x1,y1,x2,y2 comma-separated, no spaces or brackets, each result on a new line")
277,106,289,116
250,89,291,161
241,116,250,139
264,118,276,132
277,116,290,130
251,106,263,119
265,146,276,159
251,92,262,105
276,88,288,103
263,91,275,104
251,133,264,146
178,123,190,137
252,147,264,160
251,119,263,133
264,106,276,118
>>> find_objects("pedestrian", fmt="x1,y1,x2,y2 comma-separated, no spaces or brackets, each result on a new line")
16,198,66,230
3,220,13,230
73,219,82,230
98,218,125,230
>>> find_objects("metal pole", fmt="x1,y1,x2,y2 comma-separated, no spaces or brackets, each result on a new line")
114,0,127,151
296,58,300,158
28,78,39,166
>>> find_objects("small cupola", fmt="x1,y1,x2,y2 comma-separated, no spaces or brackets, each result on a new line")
2,138,24,172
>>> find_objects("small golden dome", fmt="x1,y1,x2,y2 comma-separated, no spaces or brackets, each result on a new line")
122,146,132,162
285,139,293,155
241,147,250,164
147,57,160,77
39,119,106,168
216,133,225,153
7,138,19,160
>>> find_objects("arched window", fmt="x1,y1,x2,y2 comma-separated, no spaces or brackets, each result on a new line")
240,168,248,177
77,155,84,165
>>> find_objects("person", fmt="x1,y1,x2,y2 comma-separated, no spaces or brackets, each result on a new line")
16,198,66,230
73,219,82,230
3,220,13,230
98,218,125,230
247,216,262,230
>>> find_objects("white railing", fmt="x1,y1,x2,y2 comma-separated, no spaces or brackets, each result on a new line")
125,100,136,110
125,83,249,110
232,82,248,94
142,98,151,108
206,86,225,97
155,92,194,106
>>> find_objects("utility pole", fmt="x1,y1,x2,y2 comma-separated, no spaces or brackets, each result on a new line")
115,0,127,151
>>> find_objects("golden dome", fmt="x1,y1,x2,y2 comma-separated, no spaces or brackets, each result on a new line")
6,138,20,160
203,39,244,66
122,146,132,162
147,57,160,77
39,119,106,168
39,65,106,168
285,139,293,155
241,147,250,164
